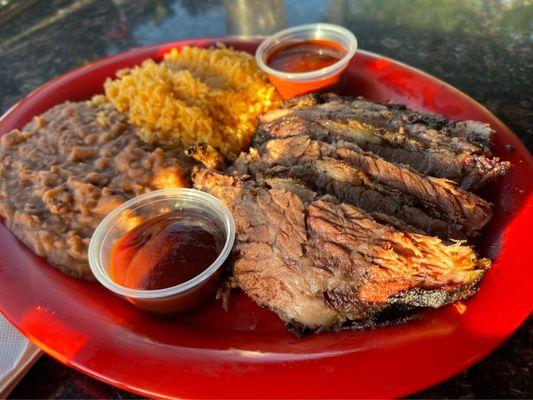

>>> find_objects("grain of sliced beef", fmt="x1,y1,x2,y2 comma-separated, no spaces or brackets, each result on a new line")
193,168,490,332
233,136,493,239
255,94,510,190
239,156,449,238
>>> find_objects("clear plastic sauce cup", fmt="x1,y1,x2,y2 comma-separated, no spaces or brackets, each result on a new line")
256,23,358,99
88,188,235,314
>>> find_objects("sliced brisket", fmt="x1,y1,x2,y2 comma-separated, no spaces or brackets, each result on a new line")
255,94,510,190
233,136,493,239
193,168,490,332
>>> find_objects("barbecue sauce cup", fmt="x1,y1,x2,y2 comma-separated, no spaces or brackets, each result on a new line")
256,23,358,99
88,188,235,314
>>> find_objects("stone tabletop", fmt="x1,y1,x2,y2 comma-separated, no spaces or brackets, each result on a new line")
1,0,531,398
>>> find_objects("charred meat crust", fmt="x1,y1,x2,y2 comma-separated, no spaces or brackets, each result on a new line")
255,93,510,191
278,93,492,151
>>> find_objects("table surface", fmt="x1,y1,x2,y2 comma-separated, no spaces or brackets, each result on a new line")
1,0,531,398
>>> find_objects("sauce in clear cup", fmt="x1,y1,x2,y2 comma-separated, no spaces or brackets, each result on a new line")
256,23,357,99
88,188,235,314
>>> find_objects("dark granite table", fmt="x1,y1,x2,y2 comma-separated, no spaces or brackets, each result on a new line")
1,0,531,398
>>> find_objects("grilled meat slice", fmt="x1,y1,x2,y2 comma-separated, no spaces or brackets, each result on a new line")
255,94,510,190
193,168,490,332
233,136,493,239
280,93,493,152
241,157,449,238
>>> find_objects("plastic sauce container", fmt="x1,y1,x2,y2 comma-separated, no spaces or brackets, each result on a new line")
88,188,235,314
256,23,357,99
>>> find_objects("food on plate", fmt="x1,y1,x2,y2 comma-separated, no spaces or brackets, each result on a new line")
193,168,490,332
0,101,188,279
0,36,509,333
233,135,492,240
110,209,225,290
103,45,280,159
256,93,510,190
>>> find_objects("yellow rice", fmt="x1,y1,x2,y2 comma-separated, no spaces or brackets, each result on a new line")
102,44,280,159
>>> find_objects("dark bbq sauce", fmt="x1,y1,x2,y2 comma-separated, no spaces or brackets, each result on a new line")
267,39,346,73
110,210,223,290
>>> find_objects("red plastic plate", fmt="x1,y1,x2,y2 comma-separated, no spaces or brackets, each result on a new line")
0,38,531,399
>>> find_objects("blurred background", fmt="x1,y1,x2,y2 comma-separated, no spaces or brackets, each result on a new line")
0,0,531,398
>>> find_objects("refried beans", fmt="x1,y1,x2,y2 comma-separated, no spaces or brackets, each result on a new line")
0,101,188,279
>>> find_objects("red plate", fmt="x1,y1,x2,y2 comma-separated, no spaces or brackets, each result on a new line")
0,37,531,398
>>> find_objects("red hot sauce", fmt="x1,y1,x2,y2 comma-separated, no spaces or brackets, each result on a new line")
110,210,223,290
266,39,346,73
